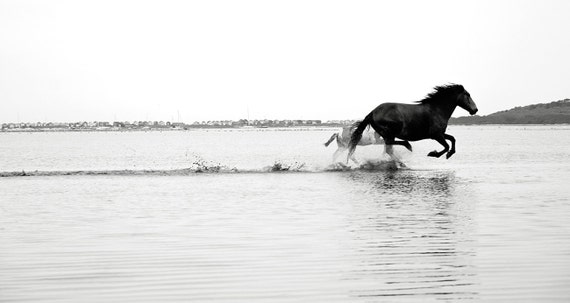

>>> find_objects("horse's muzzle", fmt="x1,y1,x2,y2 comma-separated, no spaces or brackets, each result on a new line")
470,108,478,115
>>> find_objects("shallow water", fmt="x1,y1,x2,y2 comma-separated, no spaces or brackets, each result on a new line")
1,126,569,302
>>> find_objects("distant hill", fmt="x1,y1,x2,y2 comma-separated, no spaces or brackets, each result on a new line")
450,99,570,124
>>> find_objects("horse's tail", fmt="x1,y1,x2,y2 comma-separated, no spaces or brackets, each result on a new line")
347,114,372,159
324,133,338,147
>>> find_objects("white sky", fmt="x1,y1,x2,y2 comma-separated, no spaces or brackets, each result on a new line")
1,0,569,123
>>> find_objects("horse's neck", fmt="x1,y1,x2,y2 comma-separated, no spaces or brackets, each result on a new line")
428,102,457,120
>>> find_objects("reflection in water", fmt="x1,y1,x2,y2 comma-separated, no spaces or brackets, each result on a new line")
344,170,478,300
2,127,568,301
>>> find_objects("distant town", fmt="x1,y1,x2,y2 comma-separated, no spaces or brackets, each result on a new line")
2,99,569,132
1,119,356,132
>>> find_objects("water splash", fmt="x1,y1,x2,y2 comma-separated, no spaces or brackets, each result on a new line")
190,158,237,173
357,159,407,171
262,161,307,172
324,162,352,172
0,160,410,178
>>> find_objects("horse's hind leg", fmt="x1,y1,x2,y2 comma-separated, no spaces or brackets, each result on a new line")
444,134,456,159
333,147,344,163
384,144,394,158
384,144,398,162
396,140,412,152
383,137,412,152
369,123,410,165
428,137,449,158
384,143,406,167
379,135,412,152
370,122,412,152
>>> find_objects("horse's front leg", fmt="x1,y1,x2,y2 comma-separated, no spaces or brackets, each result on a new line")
444,134,456,159
427,137,449,158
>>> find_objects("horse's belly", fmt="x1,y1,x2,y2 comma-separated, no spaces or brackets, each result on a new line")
399,119,434,141
398,129,430,141
398,135,423,141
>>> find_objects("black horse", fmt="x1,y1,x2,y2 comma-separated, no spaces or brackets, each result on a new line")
348,84,478,161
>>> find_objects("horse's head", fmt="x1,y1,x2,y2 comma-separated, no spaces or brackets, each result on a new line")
457,87,478,115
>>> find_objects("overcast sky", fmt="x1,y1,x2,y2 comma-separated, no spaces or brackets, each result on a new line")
1,0,569,123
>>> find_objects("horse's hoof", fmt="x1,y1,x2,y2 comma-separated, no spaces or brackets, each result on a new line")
404,143,413,152
427,151,440,158
446,151,455,159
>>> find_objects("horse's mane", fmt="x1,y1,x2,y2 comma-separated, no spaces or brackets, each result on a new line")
417,84,465,104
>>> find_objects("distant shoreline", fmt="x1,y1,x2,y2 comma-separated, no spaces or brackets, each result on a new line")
1,123,569,133
0,125,343,133
4,99,569,132
3,99,570,132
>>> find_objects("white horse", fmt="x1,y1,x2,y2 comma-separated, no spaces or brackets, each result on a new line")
324,124,384,164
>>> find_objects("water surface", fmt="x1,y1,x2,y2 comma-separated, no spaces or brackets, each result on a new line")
1,126,569,302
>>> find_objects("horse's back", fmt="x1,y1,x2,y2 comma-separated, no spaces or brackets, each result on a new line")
373,102,418,117
370,102,434,140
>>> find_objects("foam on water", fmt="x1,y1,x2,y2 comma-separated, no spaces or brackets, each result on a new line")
0,160,408,177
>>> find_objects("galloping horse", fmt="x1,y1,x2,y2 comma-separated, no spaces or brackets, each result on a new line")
348,84,478,161
324,123,384,164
